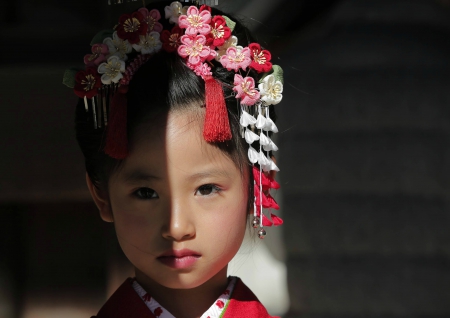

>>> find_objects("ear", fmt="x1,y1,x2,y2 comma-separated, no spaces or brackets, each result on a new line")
85,173,114,222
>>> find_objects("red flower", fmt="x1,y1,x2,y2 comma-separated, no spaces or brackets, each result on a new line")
161,26,183,53
206,16,231,47
154,307,163,317
248,43,272,73
143,293,152,302
200,4,211,12
223,289,230,295
74,68,101,98
116,12,148,44
216,300,225,309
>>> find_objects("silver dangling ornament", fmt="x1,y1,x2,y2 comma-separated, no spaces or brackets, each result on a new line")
252,217,260,228
258,228,267,239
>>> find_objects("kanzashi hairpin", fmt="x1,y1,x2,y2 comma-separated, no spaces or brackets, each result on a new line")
64,1,284,238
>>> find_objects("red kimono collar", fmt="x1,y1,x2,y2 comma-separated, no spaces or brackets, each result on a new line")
92,277,277,318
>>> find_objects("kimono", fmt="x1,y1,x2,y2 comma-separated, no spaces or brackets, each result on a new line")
91,277,277,318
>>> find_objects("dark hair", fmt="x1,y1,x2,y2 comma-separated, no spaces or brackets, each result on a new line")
75,1,277,211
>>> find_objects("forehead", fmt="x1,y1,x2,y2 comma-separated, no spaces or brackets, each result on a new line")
117,110,238,180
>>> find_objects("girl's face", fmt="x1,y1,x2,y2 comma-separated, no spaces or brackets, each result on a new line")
103,110,249,289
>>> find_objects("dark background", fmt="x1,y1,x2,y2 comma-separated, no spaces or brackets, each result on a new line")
1,0,450,317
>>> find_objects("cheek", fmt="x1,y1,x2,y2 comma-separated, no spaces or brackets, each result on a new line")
111,201,159,254
203,193,248,256
115,211,150,234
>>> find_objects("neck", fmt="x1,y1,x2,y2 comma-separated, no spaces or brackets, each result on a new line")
135,267,229,318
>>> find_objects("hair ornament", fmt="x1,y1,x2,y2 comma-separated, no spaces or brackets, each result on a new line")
63,0,284,238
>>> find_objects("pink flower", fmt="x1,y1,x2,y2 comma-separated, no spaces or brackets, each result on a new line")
206,48,217,61
187,62,212,79
178,6,211,35
178,34,211,66
138,8,163,33
83,44,108,67
220,46,251,72
233,74,260,105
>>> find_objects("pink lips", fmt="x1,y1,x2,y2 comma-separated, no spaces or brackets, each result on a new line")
157,249,201,269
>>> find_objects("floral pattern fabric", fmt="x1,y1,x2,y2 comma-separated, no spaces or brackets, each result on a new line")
132,277,237,318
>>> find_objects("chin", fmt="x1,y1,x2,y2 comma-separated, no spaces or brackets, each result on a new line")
155,271,212,289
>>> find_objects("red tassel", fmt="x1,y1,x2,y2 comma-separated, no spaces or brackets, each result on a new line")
104,90,128,159
253,166,271,190
255,206,273,227
271,213,284,226
254,183,270,208
262,214,273,227
203,76,232,142
268,174,280,190
266,193,280,210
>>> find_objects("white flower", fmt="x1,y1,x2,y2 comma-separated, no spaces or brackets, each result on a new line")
215,36,238,61
248,146,259,164
165,1,188,24
239,110,257,127
263,117,278,133
103,31,132,61
255,113,266,129
244,128,260,144
97,56,125,85
258,74,283,105
132,32,162,55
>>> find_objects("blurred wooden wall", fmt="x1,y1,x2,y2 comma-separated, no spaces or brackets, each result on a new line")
279,0,450,317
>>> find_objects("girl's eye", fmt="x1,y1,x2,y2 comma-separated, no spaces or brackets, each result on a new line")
133,188,159,199
195,184,221,196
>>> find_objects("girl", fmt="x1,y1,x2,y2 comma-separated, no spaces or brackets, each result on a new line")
66,1,284,316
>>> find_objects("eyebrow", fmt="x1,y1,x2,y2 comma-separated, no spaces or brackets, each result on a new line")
188,169,231,182
123,170,162,183
122,168,231,184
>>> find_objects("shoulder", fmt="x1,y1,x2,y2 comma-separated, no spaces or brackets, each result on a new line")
224,277,279,318
91,278,155,318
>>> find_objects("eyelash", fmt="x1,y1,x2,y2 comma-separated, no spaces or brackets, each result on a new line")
132,184,222,199
195,184,222,196
133,187,159,200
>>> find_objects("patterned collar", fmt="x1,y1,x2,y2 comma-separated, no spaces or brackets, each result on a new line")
131,277,238,318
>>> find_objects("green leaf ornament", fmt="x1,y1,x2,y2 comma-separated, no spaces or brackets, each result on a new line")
90,29,114,46
62,68,79,88
259,65,284,85
223,15,236,32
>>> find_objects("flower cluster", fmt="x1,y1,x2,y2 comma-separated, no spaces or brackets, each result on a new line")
74,7,167,97
175,3,283,107
73,1,283,108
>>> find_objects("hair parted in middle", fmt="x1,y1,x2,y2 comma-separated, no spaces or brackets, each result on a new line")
72,0,283,236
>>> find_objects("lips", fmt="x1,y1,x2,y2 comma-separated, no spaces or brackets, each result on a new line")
157,249,201,269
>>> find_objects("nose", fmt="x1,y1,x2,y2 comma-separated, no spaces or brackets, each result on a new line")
161,200,196,242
